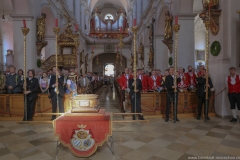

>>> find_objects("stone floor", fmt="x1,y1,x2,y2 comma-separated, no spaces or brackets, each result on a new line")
0,86,240,160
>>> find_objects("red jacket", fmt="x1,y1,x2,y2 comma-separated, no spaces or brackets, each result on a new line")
119,74,133,90
178,73,190,88
138,74,148,92
187,72,197,87
148,75,161,90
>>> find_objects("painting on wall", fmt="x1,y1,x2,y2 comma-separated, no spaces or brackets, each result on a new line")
196,50,205,62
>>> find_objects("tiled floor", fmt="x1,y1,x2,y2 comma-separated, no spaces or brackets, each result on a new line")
0,86,240,160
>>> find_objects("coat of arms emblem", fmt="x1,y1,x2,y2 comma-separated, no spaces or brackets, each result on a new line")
70,124,95,151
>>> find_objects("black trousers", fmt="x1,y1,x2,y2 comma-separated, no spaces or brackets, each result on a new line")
23,96,37,120
228,92,240,110
131,97,142,118
166,92,178,120
121,90,125,101
197,93,209,117
51,94,64,119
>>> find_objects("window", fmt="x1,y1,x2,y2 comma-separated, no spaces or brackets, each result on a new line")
104,14,114,20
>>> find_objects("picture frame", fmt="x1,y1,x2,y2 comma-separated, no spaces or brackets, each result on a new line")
196,50,205,62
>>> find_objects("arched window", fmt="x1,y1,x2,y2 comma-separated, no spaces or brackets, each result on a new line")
104,14,114,20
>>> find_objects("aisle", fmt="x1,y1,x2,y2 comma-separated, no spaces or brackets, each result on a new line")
97,85,121,113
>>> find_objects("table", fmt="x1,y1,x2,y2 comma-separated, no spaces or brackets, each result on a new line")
53,110,113,158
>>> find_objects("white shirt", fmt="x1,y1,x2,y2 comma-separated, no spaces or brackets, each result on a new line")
67,79,71,85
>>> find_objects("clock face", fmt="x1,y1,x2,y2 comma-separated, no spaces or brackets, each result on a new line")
104,44,114,52
79,100,90,107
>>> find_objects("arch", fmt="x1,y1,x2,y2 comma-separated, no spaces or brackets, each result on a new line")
41,6,55,36
91,52,127,74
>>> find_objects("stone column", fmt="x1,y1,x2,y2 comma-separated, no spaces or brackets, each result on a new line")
177,13,196,69
155,35,169,70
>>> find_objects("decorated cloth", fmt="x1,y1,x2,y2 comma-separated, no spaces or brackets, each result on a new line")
53,112,112,157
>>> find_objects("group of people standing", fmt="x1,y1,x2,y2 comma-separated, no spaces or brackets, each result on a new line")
117,66,215,122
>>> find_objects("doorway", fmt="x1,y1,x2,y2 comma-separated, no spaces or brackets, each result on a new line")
104,64,115,76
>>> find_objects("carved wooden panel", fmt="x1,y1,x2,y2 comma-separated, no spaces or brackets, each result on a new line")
141,92,157,114
39,94,52,117
0,95,6,117
9,95,24,116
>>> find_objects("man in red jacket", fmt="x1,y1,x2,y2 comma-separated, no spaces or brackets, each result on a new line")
178,67,189,91
119,68,133,111
148,70,161,91
138,69,148,92
226,67,240,122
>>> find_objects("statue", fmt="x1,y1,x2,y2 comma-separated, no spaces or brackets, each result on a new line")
164,11,173,40
148,26,153,45
85,54,88,73
37,13,46,42
148,47,153,64
5,50,14,67
138,42,144,62
130,53,133,67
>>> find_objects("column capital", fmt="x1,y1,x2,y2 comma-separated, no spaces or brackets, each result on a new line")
10,14,34,21
175,13,197,20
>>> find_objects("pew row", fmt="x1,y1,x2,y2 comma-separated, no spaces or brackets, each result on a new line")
0,81,103,118
114,81,215,116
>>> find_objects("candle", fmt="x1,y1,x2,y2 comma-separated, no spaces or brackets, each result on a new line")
116,46,118,51
23,19,26,28
75,24,78,31
175,16,178,25
55,19,58,27
120,27,122,33
133,19,136,26
92,46,94,50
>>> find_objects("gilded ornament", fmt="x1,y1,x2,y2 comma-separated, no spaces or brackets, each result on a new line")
37,13,46,42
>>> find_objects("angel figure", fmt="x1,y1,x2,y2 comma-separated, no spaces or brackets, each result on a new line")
37,13,46,42
164,11,173,40
148,47,153,64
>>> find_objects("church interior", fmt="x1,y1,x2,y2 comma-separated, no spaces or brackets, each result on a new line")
0,0,240,159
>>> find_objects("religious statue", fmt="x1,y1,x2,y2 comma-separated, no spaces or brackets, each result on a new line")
37,13,47,42
148,47,153,64
164,11,173,40
138,42,144,62
5,50,14,67
0,71,6,93
130,53,133,67
148,26,153,45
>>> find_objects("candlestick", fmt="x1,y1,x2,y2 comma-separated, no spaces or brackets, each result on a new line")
21,27,30,121
173,24,180,123
175,16,178,25
53,27,60,94
55,19,58,27
23,19,26,28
